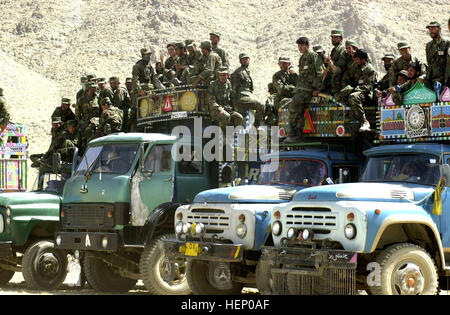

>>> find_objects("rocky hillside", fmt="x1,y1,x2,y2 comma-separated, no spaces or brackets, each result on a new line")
0,0,449,186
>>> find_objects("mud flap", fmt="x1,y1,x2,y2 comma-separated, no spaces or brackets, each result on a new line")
208,261,233,291
130,172,149,226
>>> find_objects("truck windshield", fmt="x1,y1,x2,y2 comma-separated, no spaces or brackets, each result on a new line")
257,159,327,187
75,143,139,175
361,154,441,186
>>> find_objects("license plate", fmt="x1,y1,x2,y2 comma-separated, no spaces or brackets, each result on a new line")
185,242,199,257
171,111,188,119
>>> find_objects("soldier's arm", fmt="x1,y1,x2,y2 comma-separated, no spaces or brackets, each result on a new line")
355,68,377,93
333,50,348,73
199,56,215,82
312,54,325,90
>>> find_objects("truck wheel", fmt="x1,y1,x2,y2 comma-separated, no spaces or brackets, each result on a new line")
83,253,137,293
256,261,277,295
22,240,68,290
140,234,190,295
370,243,438,295
187,260,243,295
0,268,14,285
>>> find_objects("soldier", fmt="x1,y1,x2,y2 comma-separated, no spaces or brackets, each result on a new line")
75,76,88,118
323,29,348,95
389,42,423,87
52,98,75,125
284,37,324,143
210,32,230,68
97,78,115,105
157,43,178,83
59,120,81,162
109,77,131,132
132,48,165,96
425,21,450,89
231,53,265,126
190,41,222,88
96,97,123,137
81,117,99,154
0,88,10,134
272,57,296,110
77,82,100,132
376,54,395,95
264,83,278,126
186,39,202,66
338,49,377,132
339,41,360,90
313,45,326,63
397,70,408,86
288,65,299,86
391,62,423,106
125,78,133,95
43,117,64,160
174,42,190,82
207,67,243,127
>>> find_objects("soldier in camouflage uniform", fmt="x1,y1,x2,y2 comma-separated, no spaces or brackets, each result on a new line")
109,77,131,132
132,48,165,95
338,49,377,132
376,54,395,97
43,117,64,160
125,77,133,95
264,83,278,126
391,62,423,106
272,57,296,110
96,97,123,138
174,42,190,80
97,78,115,108
58,120,81,162
80,117,99,154
76,82,100,132
231,53,265,126
323,30,348,95
189,41,222,87
389,42,424,87
156,43,178,83
186,39,202,66
284,37,324,143
425,21,450,89
75,76,88,119
0,88,10,134
210,32,230,68
52,98,75,125
207,67,243,127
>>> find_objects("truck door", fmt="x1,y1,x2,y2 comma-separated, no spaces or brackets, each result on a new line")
130,144,175,226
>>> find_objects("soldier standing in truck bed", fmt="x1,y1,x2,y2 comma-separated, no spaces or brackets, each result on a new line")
96,97,123,138
52,98,75,125
97,78,115,108
0,88,10,135
272,57,296,110
210,32,230,68
425,21,450,89
323,29,348,95
190,41,222,88
390,42,424,87
132,48,165,95
77,82,100,132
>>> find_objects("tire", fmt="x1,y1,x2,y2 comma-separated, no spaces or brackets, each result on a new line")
22,240,68,290
369,243,438,295
83,252,137,293
187,259,243,295
256,261,276,295
140,234,190,295
0,268,14,285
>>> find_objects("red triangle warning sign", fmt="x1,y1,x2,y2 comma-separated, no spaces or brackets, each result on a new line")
162,95,173,112
303,109,314,133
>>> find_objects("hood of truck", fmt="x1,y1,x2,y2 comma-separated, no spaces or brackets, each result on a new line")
0,191,62,207
293,183,435,203
193,185,301,203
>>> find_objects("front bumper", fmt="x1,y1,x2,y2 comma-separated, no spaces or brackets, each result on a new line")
163,238,244,262
54,231,118,251
260,246,357,295
0,242,13,258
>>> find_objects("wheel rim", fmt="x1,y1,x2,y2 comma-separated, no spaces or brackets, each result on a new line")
155,254,187,288
393,262,425,295
36,252,61,280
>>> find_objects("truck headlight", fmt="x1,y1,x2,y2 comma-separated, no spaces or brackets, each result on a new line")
272,221,282,236
344,224,356,240
175,221,184,235
287,227,297,240
236,223,247,239
0,214,4,233
6,207,11,217
195,223,205,235
182,223,191,235
102,236,108,249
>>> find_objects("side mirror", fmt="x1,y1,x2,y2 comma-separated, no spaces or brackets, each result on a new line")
339,168,350,184
440,164,450,186
52,153,62,174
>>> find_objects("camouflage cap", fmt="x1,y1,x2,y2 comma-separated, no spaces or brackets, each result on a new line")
331,29,344,37
185,39,195,47
382,53,396,61
125,77,133,83
278,57,291,63
61,98,71,104
398,70,408,77
209,32,221,38
67,120,78,127
97,78,106,84
175,42,186,49
52,117,62,124
140,48,152,56
397,42,410,50
80,76,88,84
217,67,230,75
239,53,250,60
426,21,441,28
109,76,120,83
345,40,358,48
101,97,112,105
313,45,324,53
200,41,212,50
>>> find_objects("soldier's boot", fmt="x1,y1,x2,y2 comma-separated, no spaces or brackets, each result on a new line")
359,114,371,132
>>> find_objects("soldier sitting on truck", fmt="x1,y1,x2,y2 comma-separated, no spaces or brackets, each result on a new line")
96,97,123,138
51,98,75,126
390,61,423,106
59,120,81,162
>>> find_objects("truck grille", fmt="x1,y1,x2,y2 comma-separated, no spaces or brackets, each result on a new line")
285,208,337,231
62,204,114,229
187,209,230,233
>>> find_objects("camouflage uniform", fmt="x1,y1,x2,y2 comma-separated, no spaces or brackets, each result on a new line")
231,54,264,124
52,98,75,124
265,83,278,126
392,79,417,106
0,88,10,128
77,84,100,131
288,47,324,138
75,77,88,118
43,117,64,160
272,59,296,109
187,42,222,86
323,31,348,94
425,37,450,88
98,85,115,107
131,49,165,94
389,43,423,86
377,54,395,94
210,32,230,68
59,120,81,161
207,69,243,126
81,117,99,153
97,106,123,137
112,85,131,132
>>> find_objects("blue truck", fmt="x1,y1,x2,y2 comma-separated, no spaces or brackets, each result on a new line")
260,84,450,295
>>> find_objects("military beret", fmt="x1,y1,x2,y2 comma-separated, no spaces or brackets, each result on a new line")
52,117,62,124
296,37,309,45
140,48,151,56
101,97,112,105
0,88,3,96
382,53,396,61
398,70,408,77
217,67,230,75
331,29,344,37
313,45,324,53
97,78,106,84
426,21,441,28
239,53,250,60
125,77,133,83
175,42,186,49
109,76,120,83
210,32,221,38
61,98,71,104
200,41,212,50
397,42,410,50
345,40,358,48
67,120,78,127
278,57,291,63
